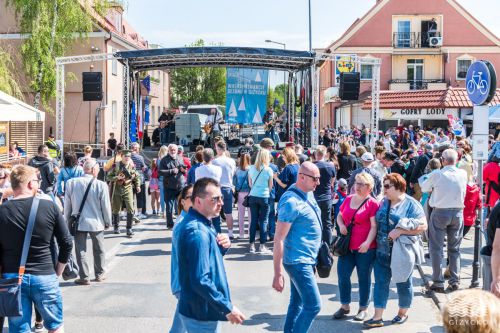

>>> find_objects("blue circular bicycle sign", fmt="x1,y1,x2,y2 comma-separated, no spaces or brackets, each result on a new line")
466,60,496,105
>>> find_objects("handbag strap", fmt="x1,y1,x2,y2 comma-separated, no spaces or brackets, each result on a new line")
77,178,95,217
249,168,264,195
289,187,322,229
237,170,249,192
18,196,40,283
348,197,370,227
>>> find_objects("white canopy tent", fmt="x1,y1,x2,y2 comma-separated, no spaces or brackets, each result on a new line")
0,90,45,122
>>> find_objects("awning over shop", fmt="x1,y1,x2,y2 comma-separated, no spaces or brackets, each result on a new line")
0,90,45,122
362,87,500,110
463,105,500,122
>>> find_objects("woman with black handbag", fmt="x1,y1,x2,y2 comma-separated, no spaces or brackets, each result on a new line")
333,172,379,322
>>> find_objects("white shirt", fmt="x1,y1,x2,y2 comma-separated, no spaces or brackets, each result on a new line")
195,163,222,182
420,165,467,209
206,111,223,131
212,155,236,188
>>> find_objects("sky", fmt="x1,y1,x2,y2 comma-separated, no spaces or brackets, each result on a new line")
123,0,500,86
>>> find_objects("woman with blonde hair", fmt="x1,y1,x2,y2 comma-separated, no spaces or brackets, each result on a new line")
274,147,299,202
334,172,379,321
233,153,252,238
247,149,274,254
157,145,169,216
78,145,93,167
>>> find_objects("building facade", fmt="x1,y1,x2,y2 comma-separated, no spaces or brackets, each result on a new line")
0,1,170,152
319,0,500,130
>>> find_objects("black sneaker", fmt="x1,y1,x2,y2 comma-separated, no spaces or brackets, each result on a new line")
34,322,44,333
126,229,135,238
364,318,384,328
332,307,350,320
446,283,459,292
428,284,445,293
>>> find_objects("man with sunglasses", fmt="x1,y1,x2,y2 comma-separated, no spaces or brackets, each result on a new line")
28,144,60,198
176,177,245,332
273,162,323,332
64,159,112,285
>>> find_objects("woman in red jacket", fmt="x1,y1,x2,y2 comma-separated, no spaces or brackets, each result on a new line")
463,179,482,236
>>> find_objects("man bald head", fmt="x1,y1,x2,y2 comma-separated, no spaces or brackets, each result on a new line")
296,161,320,193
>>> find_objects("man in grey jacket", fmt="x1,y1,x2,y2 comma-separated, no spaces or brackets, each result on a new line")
64,158,112,285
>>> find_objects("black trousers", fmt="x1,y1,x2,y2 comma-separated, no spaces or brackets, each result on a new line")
136,183,146,214
318,199,333,244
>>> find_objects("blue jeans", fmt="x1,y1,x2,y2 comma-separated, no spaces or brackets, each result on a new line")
165,188,180,227
268,197,276,238
337,249,375,307
249,196,270,244
159,176,165,213
373,255,413,309
3,273,63,332
170,295,187,333
283,263,321,333
179,314,221,333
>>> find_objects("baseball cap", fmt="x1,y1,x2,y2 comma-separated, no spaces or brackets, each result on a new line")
361,152,375,162
177,145,184,152
260,138,275,149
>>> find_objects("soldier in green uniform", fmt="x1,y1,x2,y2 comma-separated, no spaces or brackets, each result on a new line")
106,150,141,237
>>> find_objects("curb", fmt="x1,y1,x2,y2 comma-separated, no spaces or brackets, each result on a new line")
416,264,442,310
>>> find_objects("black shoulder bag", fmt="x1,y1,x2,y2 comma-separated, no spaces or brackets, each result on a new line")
0,197,40,316
331,197,369,257
243,169,263,207
289,188,333,278
69,178,95,236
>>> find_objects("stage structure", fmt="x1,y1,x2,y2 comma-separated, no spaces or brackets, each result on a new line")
55,47,380,154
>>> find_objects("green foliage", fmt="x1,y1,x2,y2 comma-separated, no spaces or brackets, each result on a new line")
170,39,226,107
0,48,23,98
6,0,111,112
266,83,289,115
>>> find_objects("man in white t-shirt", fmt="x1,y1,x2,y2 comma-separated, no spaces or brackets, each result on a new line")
195,148,222,182
213,141,237,238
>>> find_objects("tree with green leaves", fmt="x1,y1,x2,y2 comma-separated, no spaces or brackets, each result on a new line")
0,48,22,98
170,39,226,107
5,0,112,112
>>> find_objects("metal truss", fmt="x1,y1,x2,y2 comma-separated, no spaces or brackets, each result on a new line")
55,63,65,155
122,59,130,148
55,52,116,65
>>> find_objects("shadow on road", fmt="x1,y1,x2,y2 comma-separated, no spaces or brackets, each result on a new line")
116,249,171,257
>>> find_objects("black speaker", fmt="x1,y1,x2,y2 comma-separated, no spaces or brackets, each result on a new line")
82,72,103,101
339,72,360,101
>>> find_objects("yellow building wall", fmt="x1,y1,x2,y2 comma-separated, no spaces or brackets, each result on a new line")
392,54,443,80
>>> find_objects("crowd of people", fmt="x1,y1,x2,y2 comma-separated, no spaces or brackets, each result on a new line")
1,120,500,332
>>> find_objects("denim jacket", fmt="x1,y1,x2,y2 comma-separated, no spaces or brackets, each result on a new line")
177,208,232,321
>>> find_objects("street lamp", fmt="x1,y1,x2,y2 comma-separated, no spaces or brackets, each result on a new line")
265,39,287,112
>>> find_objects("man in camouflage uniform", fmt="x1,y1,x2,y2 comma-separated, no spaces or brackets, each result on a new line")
106,150,140,237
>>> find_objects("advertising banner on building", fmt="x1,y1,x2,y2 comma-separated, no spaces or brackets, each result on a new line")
335,55,356,83
226,68,268,124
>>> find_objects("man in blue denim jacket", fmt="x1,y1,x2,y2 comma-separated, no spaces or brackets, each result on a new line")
176,178,245,332
273,162,322,333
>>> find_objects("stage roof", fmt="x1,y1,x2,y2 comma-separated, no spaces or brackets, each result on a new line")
116,47,315,71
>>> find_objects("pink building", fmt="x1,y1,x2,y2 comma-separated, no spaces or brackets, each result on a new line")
0,2,170,153
320,0,500,131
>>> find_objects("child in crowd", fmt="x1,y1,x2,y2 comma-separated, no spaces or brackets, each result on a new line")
149,159,160,215
332,178,347,235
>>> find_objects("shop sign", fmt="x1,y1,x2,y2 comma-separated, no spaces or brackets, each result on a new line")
381,108,457,120
0,123,8,155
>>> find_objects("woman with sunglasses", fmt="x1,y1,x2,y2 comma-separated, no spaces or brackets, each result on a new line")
170,184,194,333
364,173,427,328
333,172,379,321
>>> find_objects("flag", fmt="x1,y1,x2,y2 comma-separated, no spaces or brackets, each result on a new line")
144,96,150,125
141,75,151,94
130,101,137,143
138,98,143,139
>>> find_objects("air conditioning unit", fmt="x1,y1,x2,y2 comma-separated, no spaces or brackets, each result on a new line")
429,36,443,47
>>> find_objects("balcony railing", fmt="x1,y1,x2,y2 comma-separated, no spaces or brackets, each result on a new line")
389,79,446,90
392,32,442,48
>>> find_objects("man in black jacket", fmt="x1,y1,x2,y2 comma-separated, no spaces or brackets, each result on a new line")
158,144,186,228
410,143,433,201
28,144,59,196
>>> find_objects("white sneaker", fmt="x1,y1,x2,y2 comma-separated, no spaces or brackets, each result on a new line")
259,244,272,255
249,243,256,254
138,213,148,219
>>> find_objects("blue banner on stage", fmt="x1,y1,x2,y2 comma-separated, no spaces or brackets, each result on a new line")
226,68,268,124
130,101,137,143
